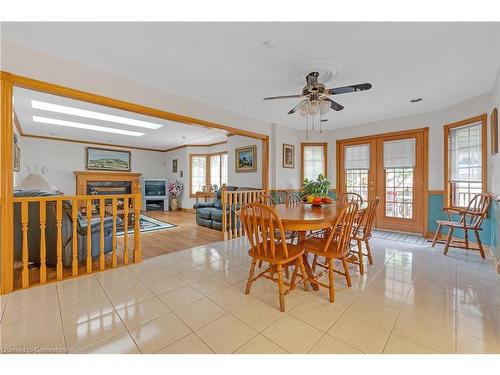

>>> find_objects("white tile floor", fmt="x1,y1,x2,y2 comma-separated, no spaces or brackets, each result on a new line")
1,236,500,354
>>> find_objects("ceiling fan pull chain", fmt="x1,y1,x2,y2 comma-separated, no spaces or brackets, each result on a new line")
306,115,309,139
320,114,323,134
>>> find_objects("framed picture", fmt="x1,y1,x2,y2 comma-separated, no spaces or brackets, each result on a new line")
13,143,20,172
492,108,498,155
172,159,178,173
235,145,257,173
86,147,131,171
283,144,295,168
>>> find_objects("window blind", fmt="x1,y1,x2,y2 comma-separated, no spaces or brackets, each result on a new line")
303,145,325,180
344,144,370,170
383,139,416,168
449,122,482,183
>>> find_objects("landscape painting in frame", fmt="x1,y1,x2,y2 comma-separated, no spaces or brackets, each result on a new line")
235,145,257,173
86,147,131,171
283,143,295,168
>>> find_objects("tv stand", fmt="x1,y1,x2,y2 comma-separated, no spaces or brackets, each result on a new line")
142,196,169,212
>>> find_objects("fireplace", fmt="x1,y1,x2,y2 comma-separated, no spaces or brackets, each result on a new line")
87,181,132,195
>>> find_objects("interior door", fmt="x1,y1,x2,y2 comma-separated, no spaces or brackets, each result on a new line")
338,130,426,234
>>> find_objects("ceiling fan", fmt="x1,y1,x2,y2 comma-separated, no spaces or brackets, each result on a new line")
263,72,372,115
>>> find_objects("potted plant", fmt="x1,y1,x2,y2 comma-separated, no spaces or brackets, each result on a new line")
168,180,183,211
301,174,333,206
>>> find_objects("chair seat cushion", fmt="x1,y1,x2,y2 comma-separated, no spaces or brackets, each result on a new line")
197,207,218,220
248,242,304,265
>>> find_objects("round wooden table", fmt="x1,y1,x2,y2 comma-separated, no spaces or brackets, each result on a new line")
272,202,367,290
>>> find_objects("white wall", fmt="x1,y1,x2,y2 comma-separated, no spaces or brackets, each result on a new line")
17,137,167,195
298,93,492,191
271,123,301,189
227,135,263,189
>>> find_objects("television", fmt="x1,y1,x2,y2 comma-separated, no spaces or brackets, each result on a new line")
143,179,167,198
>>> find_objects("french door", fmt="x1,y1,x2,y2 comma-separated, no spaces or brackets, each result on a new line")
337,129,427,234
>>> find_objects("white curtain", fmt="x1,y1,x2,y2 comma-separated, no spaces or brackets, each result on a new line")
344,144,370,170
449,123,482,182
383,138,416,168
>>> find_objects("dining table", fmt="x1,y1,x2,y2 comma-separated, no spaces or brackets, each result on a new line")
271,202,366,291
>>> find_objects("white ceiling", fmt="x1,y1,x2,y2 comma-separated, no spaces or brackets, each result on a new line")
3,22,500,131
13,87,228,150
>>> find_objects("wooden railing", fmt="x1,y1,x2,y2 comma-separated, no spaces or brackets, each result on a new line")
221,185,266,240
9,193,141,291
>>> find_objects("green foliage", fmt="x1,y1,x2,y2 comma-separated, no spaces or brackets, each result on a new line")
302,174,331,197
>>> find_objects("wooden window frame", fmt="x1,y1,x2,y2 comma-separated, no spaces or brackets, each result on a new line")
189,151,228,197
443,114,487,209
300,142,328,184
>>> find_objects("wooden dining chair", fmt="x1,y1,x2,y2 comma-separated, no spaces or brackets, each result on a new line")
301,202,359,303
348,197,380,274
275,191,290,205
257,194,296,276
240,203,309,312
336,192,364,207
431,193,491,258
286,193,303,205
258,195,277,206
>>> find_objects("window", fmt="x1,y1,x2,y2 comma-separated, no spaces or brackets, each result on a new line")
444,115,487,208
344,144,370,202
210,152,228,189
301,143,327,182
383,139,416,219
190,152,227,197
190,155,207,196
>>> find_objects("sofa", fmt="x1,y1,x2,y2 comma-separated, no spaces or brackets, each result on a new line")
193,186,258,230
14,190,120,267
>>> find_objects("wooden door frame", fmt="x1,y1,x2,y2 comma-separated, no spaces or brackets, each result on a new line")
336,127,429,236
0,71,269,294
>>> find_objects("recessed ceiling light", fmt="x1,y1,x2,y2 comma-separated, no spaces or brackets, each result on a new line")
31,100,162,129
410,98,423,103
33,116,144,137
262,40,274,49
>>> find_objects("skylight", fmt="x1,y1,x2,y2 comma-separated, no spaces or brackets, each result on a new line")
31,100,162,130
33,116,144,137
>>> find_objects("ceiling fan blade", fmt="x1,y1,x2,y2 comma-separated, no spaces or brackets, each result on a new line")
287,100,309,114
324,98,344,111
327,83,372,95
263,94,303,100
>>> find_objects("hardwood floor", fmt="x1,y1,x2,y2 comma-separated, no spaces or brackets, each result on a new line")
13,209,223,289
138,210,223,259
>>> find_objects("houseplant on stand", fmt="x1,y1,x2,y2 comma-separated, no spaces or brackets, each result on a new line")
168,180,183,211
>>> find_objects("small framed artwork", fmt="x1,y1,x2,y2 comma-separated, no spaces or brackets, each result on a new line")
283,144,295,168
235,145,257,173
172,159,178,173
492,108,498,155
180,170,184,178
86,147,131,171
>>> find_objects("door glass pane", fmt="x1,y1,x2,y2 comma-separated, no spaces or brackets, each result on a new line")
191,155,206,193
385,167,414,219
345,169,369,203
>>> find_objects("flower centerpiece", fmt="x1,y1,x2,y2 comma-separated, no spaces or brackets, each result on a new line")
301,174,333,206
168,180,184,211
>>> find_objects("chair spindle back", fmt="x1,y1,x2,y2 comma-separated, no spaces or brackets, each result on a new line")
336,192,364,207
322,201,359,256
240,203,288,260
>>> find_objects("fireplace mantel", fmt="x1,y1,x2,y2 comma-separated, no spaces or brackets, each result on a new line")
74,171,142,196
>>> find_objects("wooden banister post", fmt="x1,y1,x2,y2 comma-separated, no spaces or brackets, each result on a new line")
21,201,29,288
133,194,142,263
221,184,227,240
56,200,63,280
